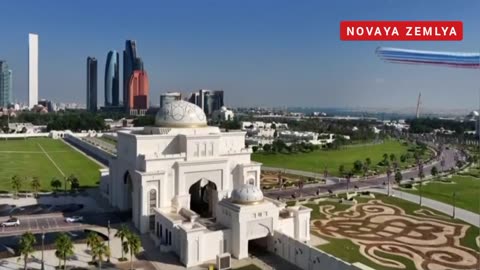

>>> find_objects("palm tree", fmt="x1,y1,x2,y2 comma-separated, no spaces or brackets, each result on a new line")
338,165,345,177
50,177,62,192
91,241,110,269
126,233,141,270
382,153,388,163
31,177,41,198
11,175,22,199
365,157,372,168
55,232,74,270
68,174,80,192
18,232,36,270
115,225,130,260
86,231,101,262
386,166,392,196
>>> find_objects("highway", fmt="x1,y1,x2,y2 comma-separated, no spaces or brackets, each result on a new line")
264,146,463,200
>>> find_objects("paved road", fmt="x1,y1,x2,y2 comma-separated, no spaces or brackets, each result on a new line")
374,188,479,227
0,212,127,236
264,147,462,200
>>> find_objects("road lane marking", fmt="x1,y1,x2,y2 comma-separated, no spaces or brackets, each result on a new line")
37,143,65,177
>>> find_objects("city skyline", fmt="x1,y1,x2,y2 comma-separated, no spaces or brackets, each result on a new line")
0,1,480,110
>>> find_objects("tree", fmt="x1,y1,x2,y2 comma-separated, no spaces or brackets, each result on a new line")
456,160,464,168
18,232,36,270
31,177,41,198
386,166,392,196
400,154,407,163
394,171,403,183
365,158,372,168
382,153,388,162
11,175,22,199
338,165,345,177
50,178,62,192
262,144,272,152
115,225,130,260
91,241,110,269
86,231,101,263
353,160,363,172
126,233,141,270
68,174,80,191
389,153,396,163
252,146,258,153
431,166,438,177
55,232,74,270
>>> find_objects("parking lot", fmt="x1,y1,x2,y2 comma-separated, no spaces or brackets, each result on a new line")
0,212,127,236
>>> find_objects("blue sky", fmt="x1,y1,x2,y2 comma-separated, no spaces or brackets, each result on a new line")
1,0,479,109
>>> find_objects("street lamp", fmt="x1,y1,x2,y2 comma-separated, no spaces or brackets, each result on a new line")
452,192,456,218
41,228,45,270
386,166,392,197
107,220,111,263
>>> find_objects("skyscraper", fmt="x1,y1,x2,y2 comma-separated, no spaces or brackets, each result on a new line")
123,40,137,109
105,50,119,107
28,33,38,109
128,70,149,111
0,61,12,108
86,57,98,112
197,89,224,116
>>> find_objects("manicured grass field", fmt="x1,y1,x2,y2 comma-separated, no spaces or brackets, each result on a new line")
404,175,480,214
0,138,102,191
252,140,424,176
302,194,478,270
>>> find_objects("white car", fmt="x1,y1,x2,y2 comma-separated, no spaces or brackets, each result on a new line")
65,216,83,223
1,217,20,227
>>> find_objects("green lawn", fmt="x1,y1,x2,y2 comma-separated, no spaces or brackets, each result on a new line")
303,194,478,270
404,175,480,214
253,140,427,176
0,138,102,191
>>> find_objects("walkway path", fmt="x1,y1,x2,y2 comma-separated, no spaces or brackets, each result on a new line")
371,188,480,227
37,143,65,177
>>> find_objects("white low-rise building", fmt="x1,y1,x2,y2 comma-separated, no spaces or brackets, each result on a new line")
101,100,310,267
212,106,234,121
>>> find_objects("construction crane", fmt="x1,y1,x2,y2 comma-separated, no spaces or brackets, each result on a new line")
415,92,421,119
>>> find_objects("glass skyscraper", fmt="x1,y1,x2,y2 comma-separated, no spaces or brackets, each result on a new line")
0,61,12,108
87,57,98,112
123,40,137,109
105,50,119,107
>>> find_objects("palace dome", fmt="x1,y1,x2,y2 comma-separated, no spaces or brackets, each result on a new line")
231,184,264,205
155,100,207,128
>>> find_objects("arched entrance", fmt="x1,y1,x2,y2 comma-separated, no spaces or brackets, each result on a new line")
189,179,217,218
123,171,133,216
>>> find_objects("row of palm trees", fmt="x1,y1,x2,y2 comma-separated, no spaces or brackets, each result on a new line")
17,225,141,270
10,174,80,198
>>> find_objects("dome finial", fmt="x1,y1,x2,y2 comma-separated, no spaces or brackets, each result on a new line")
155,100,207,128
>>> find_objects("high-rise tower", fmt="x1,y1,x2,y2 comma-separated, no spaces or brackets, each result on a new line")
105,50,120,107
28,33,38,109
0,61,12,108
123,40,137,109
128,70,149,111
87,57,98,112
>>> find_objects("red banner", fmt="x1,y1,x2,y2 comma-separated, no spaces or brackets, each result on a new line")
340,21,463,41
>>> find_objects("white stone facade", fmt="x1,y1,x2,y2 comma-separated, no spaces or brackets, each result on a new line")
102,101,311,267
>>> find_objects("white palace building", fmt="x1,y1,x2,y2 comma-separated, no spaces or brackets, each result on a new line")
102,100,311,267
